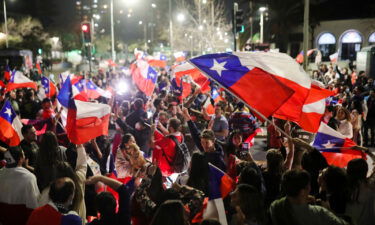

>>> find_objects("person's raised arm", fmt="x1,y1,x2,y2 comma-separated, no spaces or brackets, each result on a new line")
283,122,294,170
75,144,87,181
182,107,204,152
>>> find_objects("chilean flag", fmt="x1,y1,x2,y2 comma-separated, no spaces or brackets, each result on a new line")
86,80,112,99
203,163,234,225
41,76,57,98
6,71,37,92
203,87,223,115
57,77,111,144
189,52,297,119
174,51,186,62
148,54,167,68
313,122,363,167
131,59,158,97
71,78,89,101
295,49,315,64
296,81,334,133
0,100,23,146
173,62,211,94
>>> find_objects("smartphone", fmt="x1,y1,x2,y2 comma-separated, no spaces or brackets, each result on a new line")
242,142,249,150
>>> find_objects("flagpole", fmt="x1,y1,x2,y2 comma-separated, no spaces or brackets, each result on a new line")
186,60,293,140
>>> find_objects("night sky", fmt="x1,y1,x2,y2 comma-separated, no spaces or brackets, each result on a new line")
2,0,375,41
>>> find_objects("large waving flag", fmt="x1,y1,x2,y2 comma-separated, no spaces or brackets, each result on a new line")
72,78,89,101
6,71,37,92
203,163,234,225
57,77,111,144
0,100,23,146
131,59,158,96
313,122,363,167
189,52,298,118
85,80,112,99
296,81,334,133
41,76,57,98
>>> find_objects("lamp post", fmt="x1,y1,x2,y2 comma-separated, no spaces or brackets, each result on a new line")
3,0,8,48
259,7,267,44
110,0,115,61
303,0,310,70
169,0,173,56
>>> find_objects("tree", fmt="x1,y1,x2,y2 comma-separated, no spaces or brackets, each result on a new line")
170,0,233,54
0,16,51,55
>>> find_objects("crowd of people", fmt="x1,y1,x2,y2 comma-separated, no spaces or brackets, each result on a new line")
0,59,374,225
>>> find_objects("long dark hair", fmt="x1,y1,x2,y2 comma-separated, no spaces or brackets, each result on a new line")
150,200,188,225
187,151,209,195
148,166,165,205
347,158,368,202
37,131,62,165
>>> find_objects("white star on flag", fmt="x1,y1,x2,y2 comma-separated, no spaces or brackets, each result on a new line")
322,140,335,148
4,108,12,117
210,59,227,77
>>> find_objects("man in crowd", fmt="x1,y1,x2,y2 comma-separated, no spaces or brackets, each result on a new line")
20,124,39,172
0,146,40,225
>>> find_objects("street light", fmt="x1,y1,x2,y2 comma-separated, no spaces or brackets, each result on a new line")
151,3,156,8
177,13,185,22
259,7,267,44
139,20,143,25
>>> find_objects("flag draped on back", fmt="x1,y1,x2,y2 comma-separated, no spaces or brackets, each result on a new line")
189,52,299,119
313,122,363,167
6,71,37,92
57,77,111,144
0,100,23,146
131,59,158,96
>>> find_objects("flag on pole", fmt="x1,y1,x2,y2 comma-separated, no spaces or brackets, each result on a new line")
41,76,57,98
0,100,23,146
147,54,167,68
86,80,112,99
329,52,339,63
173,62,211,94
6,71,37,92
203,163,234,225
174,52,186,62
313,122,363,167
189,52,299,119
57,77,111,144
131,59,158,96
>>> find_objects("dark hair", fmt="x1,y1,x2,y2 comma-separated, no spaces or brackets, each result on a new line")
168,118,181,131
150,200,187,225
187,152,209,195
239,165,262,193
95,192,116,217
282,170,310,197
5,146,24,168
266,149,284,175
321,166,348,214
201,219,221,225
134,98,144,109
49,177,75,204
120,133,134,149
153,98,162,108
55,162,83,212
42,98,51,104
38,131,61,165
236,184,265,223
148,167,165,205
21,124,34,135
347,158,368,202
200,129,215,141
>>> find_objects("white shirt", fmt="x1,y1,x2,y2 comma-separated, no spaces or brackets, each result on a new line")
0,166,40,209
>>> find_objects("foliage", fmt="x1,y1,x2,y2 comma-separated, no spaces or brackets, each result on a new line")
0,16,51,54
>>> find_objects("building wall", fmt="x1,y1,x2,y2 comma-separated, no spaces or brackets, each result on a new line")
289,18,375,61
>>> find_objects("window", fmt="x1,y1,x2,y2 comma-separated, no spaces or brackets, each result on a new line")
317,33,336,61
340,30,363,61
369,32,375,44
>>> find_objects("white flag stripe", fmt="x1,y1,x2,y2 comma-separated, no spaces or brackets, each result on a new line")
75,100,111,119
234,51,311,89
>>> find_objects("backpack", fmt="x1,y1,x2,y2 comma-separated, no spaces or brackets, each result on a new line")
164,135,191,173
